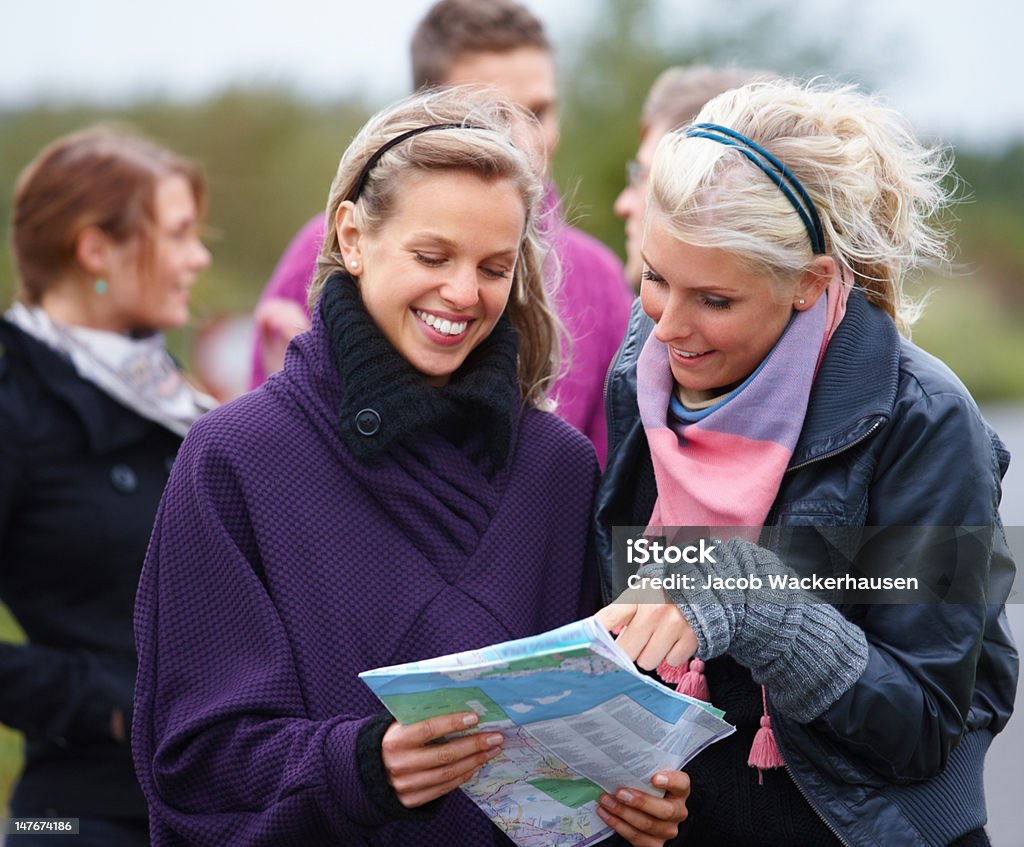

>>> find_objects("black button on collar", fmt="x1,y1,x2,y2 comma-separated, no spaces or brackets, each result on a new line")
355,408,381,437
110,464,138,493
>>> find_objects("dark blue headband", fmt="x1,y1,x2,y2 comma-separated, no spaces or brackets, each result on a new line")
685,122,826,255
347,122,484,202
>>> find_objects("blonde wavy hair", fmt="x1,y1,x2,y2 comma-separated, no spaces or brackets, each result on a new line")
649,79,955,334
309,86,562,407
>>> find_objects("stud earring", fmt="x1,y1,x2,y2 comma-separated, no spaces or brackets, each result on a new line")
94,279,108,295
798,298,806,306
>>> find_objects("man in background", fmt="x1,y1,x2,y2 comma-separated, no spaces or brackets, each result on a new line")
614,65,774,289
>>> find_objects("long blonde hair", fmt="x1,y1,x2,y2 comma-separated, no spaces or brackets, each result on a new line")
310,86,562,406
650,79,955,333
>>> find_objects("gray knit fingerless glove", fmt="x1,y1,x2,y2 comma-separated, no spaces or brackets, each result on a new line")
638,537,869,723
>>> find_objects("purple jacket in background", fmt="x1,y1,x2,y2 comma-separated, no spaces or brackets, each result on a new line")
133,306,602,845
249,187,633,466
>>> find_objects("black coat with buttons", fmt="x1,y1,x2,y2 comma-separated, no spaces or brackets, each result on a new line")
0,318,182,822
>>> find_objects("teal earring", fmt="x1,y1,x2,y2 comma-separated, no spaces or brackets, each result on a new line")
94,278,107,295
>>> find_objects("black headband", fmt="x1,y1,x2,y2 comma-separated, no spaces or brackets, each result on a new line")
685,122,827,255
346,123,484,202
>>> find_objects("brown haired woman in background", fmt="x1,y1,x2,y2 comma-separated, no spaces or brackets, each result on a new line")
0,127,212,845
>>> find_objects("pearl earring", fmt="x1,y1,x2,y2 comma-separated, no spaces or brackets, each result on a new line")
798,298,806,306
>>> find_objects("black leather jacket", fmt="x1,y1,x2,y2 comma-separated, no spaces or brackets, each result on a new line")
595,292,1018,846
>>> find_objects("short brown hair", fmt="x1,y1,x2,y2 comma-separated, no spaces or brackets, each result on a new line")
11,127,206,304
642,65,776,136
410,0,551,90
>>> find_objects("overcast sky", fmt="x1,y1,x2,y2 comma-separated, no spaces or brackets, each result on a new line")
4,0,1022,150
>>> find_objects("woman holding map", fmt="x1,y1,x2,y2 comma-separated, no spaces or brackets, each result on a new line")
594,78,1018,846
131,88,689,846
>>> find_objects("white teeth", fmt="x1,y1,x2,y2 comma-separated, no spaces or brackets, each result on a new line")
415,310,468,336
672,347,704,358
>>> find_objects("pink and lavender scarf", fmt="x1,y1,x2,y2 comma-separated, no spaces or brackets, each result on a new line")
639,272,848,534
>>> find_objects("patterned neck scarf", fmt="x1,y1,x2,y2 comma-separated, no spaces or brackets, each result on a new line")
6,302,215,437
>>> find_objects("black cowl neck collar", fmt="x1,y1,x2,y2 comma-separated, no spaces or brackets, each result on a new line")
320,272,520,471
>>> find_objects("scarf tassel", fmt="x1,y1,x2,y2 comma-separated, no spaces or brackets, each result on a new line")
659,664,784,784
747,685,784,783
657,658,710,701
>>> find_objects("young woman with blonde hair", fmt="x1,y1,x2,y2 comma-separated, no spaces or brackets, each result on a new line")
597,79,1017,846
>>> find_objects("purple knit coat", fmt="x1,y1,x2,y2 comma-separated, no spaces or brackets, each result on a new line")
133,284,601,846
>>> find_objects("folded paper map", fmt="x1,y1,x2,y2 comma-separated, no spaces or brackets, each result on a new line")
360,616,734,846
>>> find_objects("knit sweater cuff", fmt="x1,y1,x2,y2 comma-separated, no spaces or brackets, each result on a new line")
354,711,444,822
744,601,869,722
651,537,869,722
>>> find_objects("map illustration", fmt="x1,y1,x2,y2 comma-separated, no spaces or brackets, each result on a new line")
360,617,734,846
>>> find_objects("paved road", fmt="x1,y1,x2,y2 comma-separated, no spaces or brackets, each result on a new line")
982,405,1024,847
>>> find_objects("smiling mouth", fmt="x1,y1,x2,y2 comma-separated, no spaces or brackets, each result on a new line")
414,309,470,338
670,346,713,362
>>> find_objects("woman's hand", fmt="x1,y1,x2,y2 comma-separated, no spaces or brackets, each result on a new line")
596,595,698,671
253,297,311,376
596,770,691,846
380,712,504,808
